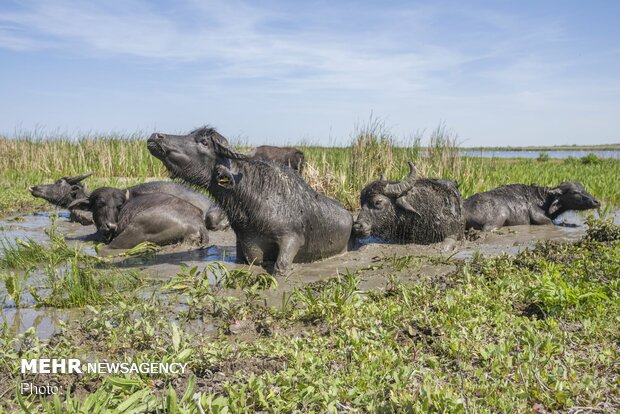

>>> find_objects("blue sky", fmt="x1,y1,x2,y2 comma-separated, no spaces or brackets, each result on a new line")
0,0,619,146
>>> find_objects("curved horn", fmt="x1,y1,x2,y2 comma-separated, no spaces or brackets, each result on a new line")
384,161,418,197
379,174,386,181
212,133,249,160
64,172,93,184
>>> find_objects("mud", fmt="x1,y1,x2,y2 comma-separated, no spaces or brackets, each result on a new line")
1,209,618,339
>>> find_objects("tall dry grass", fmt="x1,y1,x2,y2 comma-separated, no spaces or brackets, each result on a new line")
0,135,165,182
301,121,474,209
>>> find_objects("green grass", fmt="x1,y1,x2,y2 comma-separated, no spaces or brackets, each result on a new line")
0,219,618,412
1,125,619,217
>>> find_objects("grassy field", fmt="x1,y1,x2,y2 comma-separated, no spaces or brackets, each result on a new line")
1,123,619,216
1,126,619,412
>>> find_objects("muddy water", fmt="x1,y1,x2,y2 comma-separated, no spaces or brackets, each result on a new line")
1,209,618,339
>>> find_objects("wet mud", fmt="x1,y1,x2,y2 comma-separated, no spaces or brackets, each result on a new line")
1,209,618,339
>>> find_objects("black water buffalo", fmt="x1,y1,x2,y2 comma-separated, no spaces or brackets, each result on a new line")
28,173,94,225
464,182,600,231
69,181,228,241
353,162,464,244
124,181,229,231
249,146,305,172
29,175,227,229
70,188,207,248
147,126,352,276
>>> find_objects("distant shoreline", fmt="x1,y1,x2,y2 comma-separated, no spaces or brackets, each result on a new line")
1,135,618,151
462,144,620,151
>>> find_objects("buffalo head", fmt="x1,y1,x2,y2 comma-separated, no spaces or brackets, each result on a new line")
547,182,600,218
353,161,419,238
28,173,92,208
69,187,130,241
147,127,248,189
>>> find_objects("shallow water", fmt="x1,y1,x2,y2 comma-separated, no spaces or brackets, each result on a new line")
462,149,620,159
0,209,618,339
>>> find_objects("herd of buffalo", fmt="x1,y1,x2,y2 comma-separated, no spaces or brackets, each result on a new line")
28,126,601,275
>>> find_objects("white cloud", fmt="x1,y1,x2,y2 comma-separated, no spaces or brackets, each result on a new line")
0,0,476,94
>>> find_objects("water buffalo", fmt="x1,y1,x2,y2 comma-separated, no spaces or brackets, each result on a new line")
464,182,600,231
69,181,228,241
70,188,208,248
248,146,305,172
353,162,464,244
123,181,229,231
147,126,352,276
28,173,94,225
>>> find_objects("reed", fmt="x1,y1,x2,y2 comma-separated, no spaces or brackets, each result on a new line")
1,126,619,215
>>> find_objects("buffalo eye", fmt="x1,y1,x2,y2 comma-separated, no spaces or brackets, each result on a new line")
373,198,384,209
200,137,210,146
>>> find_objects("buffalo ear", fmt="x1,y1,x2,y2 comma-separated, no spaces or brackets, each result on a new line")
215,165,235,189
68,197,91,211
212,134,250,160
548,199,562,215
69,185,81,197
395,196,420,217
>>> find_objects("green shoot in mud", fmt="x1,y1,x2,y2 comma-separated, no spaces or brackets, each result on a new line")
166,262,278,293
164,262,278,325
294,271,362,323
29,258,142,308
1,270,29,308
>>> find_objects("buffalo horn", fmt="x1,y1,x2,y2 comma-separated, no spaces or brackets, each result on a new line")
65,172,93,185
384,161,418,197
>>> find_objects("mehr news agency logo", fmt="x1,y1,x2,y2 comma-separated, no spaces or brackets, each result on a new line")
19,358,188,395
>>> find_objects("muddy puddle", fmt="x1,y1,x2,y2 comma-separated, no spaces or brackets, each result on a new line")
1,209,618,339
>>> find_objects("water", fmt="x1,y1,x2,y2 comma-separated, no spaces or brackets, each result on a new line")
462,150,620,159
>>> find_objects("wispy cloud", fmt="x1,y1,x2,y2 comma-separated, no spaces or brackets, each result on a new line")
0,0,487,94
